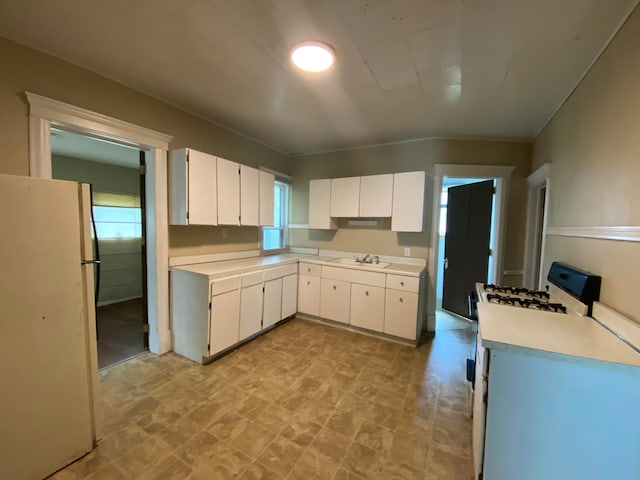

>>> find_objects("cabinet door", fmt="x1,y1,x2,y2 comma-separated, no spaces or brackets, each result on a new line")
239,283,263,341
320,278,350,324
259,170,275,226
169,148,217,225
330,177,360,217
309,179,336,229
350,284,385,332
298,275,320,316
263,278,282,328
391,171,425,232
240,165,259,226
217,157,240,225
359,174,393,217
281,273,298,319
210,289,240,355
384,289,418,340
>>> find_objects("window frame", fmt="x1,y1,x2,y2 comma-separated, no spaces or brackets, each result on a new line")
260,177,290,255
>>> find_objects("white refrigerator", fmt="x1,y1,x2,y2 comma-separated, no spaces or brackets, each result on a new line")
0,173,100,479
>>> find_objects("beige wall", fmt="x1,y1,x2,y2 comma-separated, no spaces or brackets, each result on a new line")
290,138,532,281
0,37,290,256
532,6,640,321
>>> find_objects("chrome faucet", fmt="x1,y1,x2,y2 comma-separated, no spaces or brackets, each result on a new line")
362,254,371,263
373,255,380,264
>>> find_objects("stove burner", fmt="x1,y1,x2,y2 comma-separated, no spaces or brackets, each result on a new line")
486,293,566,313
483,283,550,301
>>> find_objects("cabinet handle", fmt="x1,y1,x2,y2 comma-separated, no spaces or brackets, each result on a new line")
365,291,369,296
307,281,310,285
399,298,404,303
307,268,311,272
400,281,405,286
333,285,337,290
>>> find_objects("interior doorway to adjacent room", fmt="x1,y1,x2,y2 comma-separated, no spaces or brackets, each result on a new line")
51,128,148,368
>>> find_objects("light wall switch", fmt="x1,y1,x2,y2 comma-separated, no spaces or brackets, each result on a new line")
222,227,228,239
404,247,411,257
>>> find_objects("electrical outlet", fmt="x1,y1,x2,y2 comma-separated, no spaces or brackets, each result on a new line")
222,227,228,239
404,247,411,257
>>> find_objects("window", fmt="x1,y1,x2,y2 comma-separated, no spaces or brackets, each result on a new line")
439,189,448,236
262,180,290,252
92,206,142,239
91,193,142,240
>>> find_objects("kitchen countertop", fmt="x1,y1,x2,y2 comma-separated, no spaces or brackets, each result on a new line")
478,302,640,369
172,253,426,279
300,256,426,276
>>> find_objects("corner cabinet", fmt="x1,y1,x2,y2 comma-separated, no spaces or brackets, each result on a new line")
169,148,218,225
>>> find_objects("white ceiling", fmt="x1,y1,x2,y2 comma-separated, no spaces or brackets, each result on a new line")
2,0,638,154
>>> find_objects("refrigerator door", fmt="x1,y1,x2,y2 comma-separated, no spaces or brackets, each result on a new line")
0,174,97,479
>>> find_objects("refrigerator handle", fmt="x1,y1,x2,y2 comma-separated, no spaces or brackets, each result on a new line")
81,259,101,265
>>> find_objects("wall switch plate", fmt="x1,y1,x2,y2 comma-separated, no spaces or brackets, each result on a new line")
404,247,411,256
222,227,228,238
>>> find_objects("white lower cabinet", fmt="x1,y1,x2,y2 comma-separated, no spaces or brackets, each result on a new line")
281,273,298,319
210,287,240,356
350,283,385,332
298,275,321,315
263,278,283,328
239,283,263,341
384,289,419,340
320,278,350,324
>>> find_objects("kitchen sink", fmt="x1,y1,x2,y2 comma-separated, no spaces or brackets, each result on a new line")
329,258,391,269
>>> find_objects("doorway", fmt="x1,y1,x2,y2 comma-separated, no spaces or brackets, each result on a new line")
436,177,494,327
427,164,514,331
51,128,148,368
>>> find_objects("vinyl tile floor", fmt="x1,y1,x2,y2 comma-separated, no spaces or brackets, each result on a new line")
51,317,475,480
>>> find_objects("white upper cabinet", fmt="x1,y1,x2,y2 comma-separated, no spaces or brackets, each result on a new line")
309,179,337,230
259,170,275,227
240,165,259,226
359,174,393,217
392,171,425,232
169,148,217,225
217,157,240,226
330,177,360,217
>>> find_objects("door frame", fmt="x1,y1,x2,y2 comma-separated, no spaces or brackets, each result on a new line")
427,164,514,330
25,92,173,356
523,163,550,290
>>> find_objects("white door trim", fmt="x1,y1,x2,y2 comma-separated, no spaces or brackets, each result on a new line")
428,164,514,330
523,163,550,289
25,92,173,356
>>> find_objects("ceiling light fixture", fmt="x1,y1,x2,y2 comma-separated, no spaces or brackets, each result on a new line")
290,41,335,72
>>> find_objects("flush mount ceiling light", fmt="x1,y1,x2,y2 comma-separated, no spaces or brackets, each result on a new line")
290,41,335,72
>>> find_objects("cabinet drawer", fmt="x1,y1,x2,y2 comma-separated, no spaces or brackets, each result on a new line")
211,275,240,296
299,262,321,277
241,270,263,287
386,274,419,292
264,263,298,281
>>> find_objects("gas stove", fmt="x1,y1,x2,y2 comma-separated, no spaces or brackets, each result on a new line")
475,262,602,317
485,293,567,313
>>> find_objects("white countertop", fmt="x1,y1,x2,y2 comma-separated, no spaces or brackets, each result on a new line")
478,303,640,369
172,253,426,279
300,256,426,276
